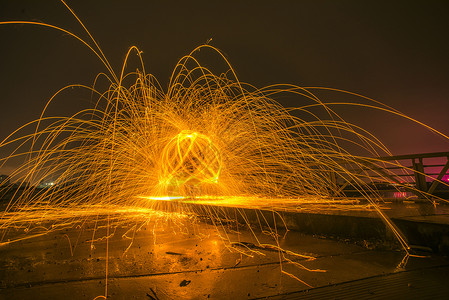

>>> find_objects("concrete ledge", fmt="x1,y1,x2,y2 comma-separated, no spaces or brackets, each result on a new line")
193,203,449,255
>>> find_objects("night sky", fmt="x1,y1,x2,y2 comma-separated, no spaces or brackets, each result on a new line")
1,0,449,173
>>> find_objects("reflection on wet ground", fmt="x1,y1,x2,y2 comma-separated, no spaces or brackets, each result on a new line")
1,210,449,299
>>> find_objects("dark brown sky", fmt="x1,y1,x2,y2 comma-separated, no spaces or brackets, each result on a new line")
1,0,449,172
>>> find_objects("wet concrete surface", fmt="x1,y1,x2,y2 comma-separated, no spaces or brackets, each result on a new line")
204,200,449,255
267,265,449,299
1,212,449,299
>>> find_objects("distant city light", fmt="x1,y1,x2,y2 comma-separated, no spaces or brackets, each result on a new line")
394,192,407,198
38,181,55,188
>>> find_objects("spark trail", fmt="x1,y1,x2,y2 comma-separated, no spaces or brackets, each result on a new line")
1,1,448,294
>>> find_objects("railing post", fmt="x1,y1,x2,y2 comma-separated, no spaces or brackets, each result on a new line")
427,156,449,196
413,158,427,194
329,171,338,196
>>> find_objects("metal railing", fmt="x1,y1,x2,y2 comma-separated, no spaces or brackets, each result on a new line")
333,152,449,200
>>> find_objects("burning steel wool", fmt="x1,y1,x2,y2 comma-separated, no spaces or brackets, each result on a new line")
1,1,449,298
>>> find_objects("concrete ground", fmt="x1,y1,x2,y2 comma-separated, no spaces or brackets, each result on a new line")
1,206,449,299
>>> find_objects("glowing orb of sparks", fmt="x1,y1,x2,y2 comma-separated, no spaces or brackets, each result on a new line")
160,130,222,192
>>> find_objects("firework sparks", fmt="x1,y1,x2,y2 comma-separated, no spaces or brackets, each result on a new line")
1,2,449,296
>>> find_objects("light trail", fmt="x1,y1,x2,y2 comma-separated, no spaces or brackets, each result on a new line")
1,1,448,295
